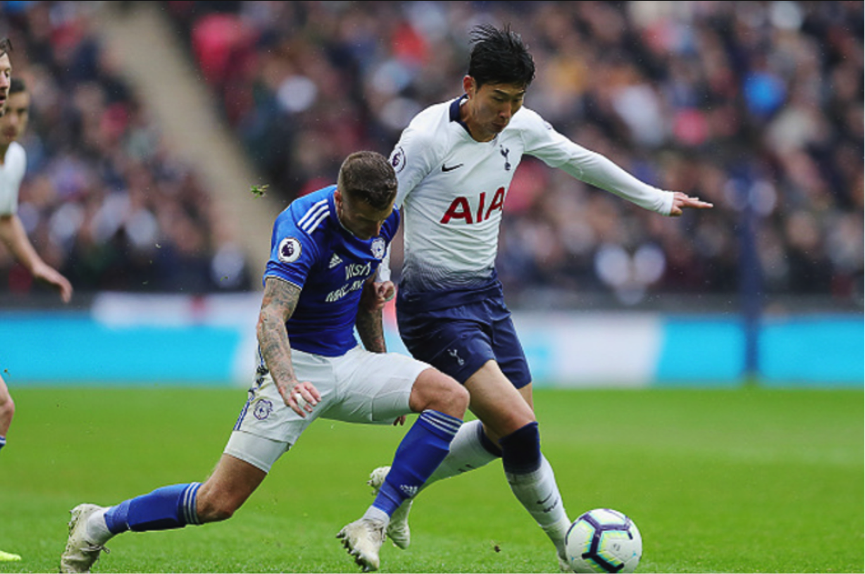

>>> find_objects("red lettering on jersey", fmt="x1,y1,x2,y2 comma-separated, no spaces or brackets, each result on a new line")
441,188,507,225
440,196,473,224
486,187,505,219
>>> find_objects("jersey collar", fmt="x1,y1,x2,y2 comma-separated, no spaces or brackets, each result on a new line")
449,94,473,137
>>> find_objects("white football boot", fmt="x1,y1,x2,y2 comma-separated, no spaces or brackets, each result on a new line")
547,515,573,572
337,518,386,572
557,551,572,572
367,466,413,549
60,504,109,573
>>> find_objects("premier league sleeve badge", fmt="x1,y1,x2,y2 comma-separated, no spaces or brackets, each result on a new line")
278,237,302,264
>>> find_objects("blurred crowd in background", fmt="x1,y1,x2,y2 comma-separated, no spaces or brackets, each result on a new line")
0,1,862,307
170,0,863,306
0,1,252,298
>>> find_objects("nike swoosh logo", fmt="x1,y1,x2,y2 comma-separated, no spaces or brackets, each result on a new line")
442,163,464,172
536,494,554,505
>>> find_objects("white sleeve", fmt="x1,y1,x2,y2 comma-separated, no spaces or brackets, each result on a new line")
378,245,392,281
0,144,25,216
390,122,437,209
521,109,674,215
0,187,17,215
385,121,439,281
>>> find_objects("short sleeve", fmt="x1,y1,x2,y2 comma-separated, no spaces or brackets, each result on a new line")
263,212,320,289
0,143,26,216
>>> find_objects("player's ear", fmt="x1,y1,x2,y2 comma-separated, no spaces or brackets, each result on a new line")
463,75,475,97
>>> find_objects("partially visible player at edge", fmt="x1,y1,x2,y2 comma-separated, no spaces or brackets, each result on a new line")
60,151,468,573
0,37,72,564
369,24,713,570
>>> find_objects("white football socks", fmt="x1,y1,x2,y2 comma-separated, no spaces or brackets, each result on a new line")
86,508,114,546
505,455,571,556
362,505,390,526
406,419,571,557
423,420,499,486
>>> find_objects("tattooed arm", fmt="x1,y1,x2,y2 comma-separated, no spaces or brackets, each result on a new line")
356,275,391,354
357,276,407,427
257,276,320,416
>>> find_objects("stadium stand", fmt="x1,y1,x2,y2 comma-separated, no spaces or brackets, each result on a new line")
165,0,863,308
0,1,861,311
0,2,254,301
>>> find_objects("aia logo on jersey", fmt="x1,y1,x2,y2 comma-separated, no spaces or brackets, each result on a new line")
440,187,506,225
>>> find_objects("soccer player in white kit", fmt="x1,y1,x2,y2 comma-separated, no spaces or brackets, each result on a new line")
0,41,73,564
60,152,469,573
0,78,73,305
369,25,713,570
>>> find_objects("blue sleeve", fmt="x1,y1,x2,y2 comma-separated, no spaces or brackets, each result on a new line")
383,207,401,243
263,209,320,289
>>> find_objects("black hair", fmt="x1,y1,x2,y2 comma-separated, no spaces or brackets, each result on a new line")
337,151,397,211
467,24,535,89
9,77,26,95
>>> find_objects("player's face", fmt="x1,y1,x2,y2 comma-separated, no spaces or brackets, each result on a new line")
0,90,30,146
0,53,11,115
462,76,526,142
335,190,394,240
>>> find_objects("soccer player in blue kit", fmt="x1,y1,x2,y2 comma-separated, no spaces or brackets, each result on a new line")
60,151,469,573
368,25,714,570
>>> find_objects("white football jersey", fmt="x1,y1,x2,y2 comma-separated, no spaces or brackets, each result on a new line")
0,142,26,215
389,96,674,292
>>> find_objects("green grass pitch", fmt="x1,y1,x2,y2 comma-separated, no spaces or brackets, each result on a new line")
0,386,862,573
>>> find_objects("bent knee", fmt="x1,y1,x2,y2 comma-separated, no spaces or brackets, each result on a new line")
411,369,469,418
446,381,470,413
430,378,469,417
0,394,14,419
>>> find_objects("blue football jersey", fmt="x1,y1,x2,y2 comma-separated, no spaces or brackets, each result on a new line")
263,185,400,357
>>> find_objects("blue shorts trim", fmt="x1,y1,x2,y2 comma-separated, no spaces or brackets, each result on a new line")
396,285,531,388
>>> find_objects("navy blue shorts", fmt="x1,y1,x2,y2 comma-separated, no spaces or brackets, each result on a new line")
396,282,531,389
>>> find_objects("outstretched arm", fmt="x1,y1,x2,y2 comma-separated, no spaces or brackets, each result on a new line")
559,149,713,216
521,107,714,215
0,214,73,302
257,276,320,416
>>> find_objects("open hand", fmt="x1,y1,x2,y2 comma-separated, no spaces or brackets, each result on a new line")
32,262,73,303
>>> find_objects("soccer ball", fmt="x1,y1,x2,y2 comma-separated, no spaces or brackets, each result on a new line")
564,508,642,573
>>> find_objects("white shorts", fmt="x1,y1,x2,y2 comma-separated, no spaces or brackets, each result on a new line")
224,346,431,472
